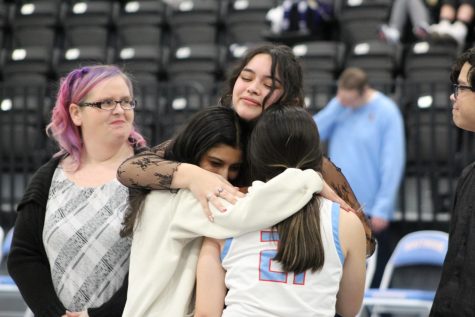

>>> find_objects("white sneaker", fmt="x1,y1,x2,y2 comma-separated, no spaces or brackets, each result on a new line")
428,19,451,36
379,24,400,44
447,21,468,46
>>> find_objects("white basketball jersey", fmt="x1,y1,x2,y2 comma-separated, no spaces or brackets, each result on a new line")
221,198,344,317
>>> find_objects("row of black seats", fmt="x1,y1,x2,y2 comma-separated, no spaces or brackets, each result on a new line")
0,0,392,50
0,0,398,59
0,76,461,158
0,0,276,32
0,32,461,85
0,45,460,125
0,0,461,91
0,79,471,228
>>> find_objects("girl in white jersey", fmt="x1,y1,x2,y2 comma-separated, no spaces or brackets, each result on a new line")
195,106,367,317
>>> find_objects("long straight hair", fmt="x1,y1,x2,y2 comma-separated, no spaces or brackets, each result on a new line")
165,107,245,167
248,106,324,273
121,106,245,237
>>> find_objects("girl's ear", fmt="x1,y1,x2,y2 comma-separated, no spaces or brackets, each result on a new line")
69,103,82,126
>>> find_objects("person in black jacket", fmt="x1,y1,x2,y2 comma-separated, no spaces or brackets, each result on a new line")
430,48,475,316
7,65,147,317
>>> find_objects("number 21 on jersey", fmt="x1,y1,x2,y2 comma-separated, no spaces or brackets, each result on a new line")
258,230,306,285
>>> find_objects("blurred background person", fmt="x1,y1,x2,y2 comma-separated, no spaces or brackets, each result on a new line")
429,0,475,46
379,0,440,44
314,67,405,288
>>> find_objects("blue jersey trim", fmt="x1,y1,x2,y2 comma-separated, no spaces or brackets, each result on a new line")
220,238,233,262
332,203,345,265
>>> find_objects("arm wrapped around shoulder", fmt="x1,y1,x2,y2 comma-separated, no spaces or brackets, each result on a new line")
211,168,324,234
322,157,376,257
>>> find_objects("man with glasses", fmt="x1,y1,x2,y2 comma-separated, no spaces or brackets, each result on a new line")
431,47,475,316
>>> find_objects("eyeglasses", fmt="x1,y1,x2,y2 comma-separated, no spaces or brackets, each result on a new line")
79,99,137,111
453,83,474,98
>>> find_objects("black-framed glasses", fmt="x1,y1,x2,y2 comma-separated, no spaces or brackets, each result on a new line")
453,83,474,98
79,99,137,111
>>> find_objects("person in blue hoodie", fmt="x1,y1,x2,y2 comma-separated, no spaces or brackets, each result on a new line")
314,67,405,287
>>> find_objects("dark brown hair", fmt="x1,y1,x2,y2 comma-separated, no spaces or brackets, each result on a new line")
220,44,305,115
248,105,325,273
338,67,368,95
451,47,475,86
121,107,245,237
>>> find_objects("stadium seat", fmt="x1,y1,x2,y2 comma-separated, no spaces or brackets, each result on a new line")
1,227,12,260
116,0,165,27
0,73,49,167
0,1,7,30
55,25,112,76
0,72,48,139
338,0,391,46
169,0,222,25
62,0,117,28
225,0,275,46
0,227,3,265
365,243,378,291
0,73,48,231
293,41,345,81
401,63,460,220
3,26,56,76
170,21,217,48
167,41,224,70
345,40,401,94
403,42,458,110
158,41,225,142
361,230,448,316
404,41,459,81
157,81,210,143
10,0,62,28
166,43,225,89
133,79,163,145
168,0,221,49
115,24,163,78
292,41,344,111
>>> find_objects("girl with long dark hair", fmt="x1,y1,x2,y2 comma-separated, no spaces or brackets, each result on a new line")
195,106,366,317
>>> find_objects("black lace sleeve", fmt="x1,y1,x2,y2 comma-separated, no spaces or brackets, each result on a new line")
117,140,181,190
322,156,376,257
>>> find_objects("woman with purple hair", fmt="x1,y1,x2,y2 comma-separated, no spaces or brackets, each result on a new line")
7,65,147,317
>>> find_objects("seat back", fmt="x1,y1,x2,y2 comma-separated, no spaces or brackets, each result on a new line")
379,230,448,290
365,243,378,290
338,0,391,45
345,40,400,94
11,0,62,28
116,0,165,27
4,27,56,76
1,227,12,260
225,0,275,45
0,227,4,265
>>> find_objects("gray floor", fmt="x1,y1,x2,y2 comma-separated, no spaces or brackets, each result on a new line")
0,232,29,317
0,285,29,317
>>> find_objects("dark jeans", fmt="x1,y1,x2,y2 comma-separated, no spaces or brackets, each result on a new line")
370,224,394,288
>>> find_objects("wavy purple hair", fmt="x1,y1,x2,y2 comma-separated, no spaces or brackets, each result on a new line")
46,65,146,168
